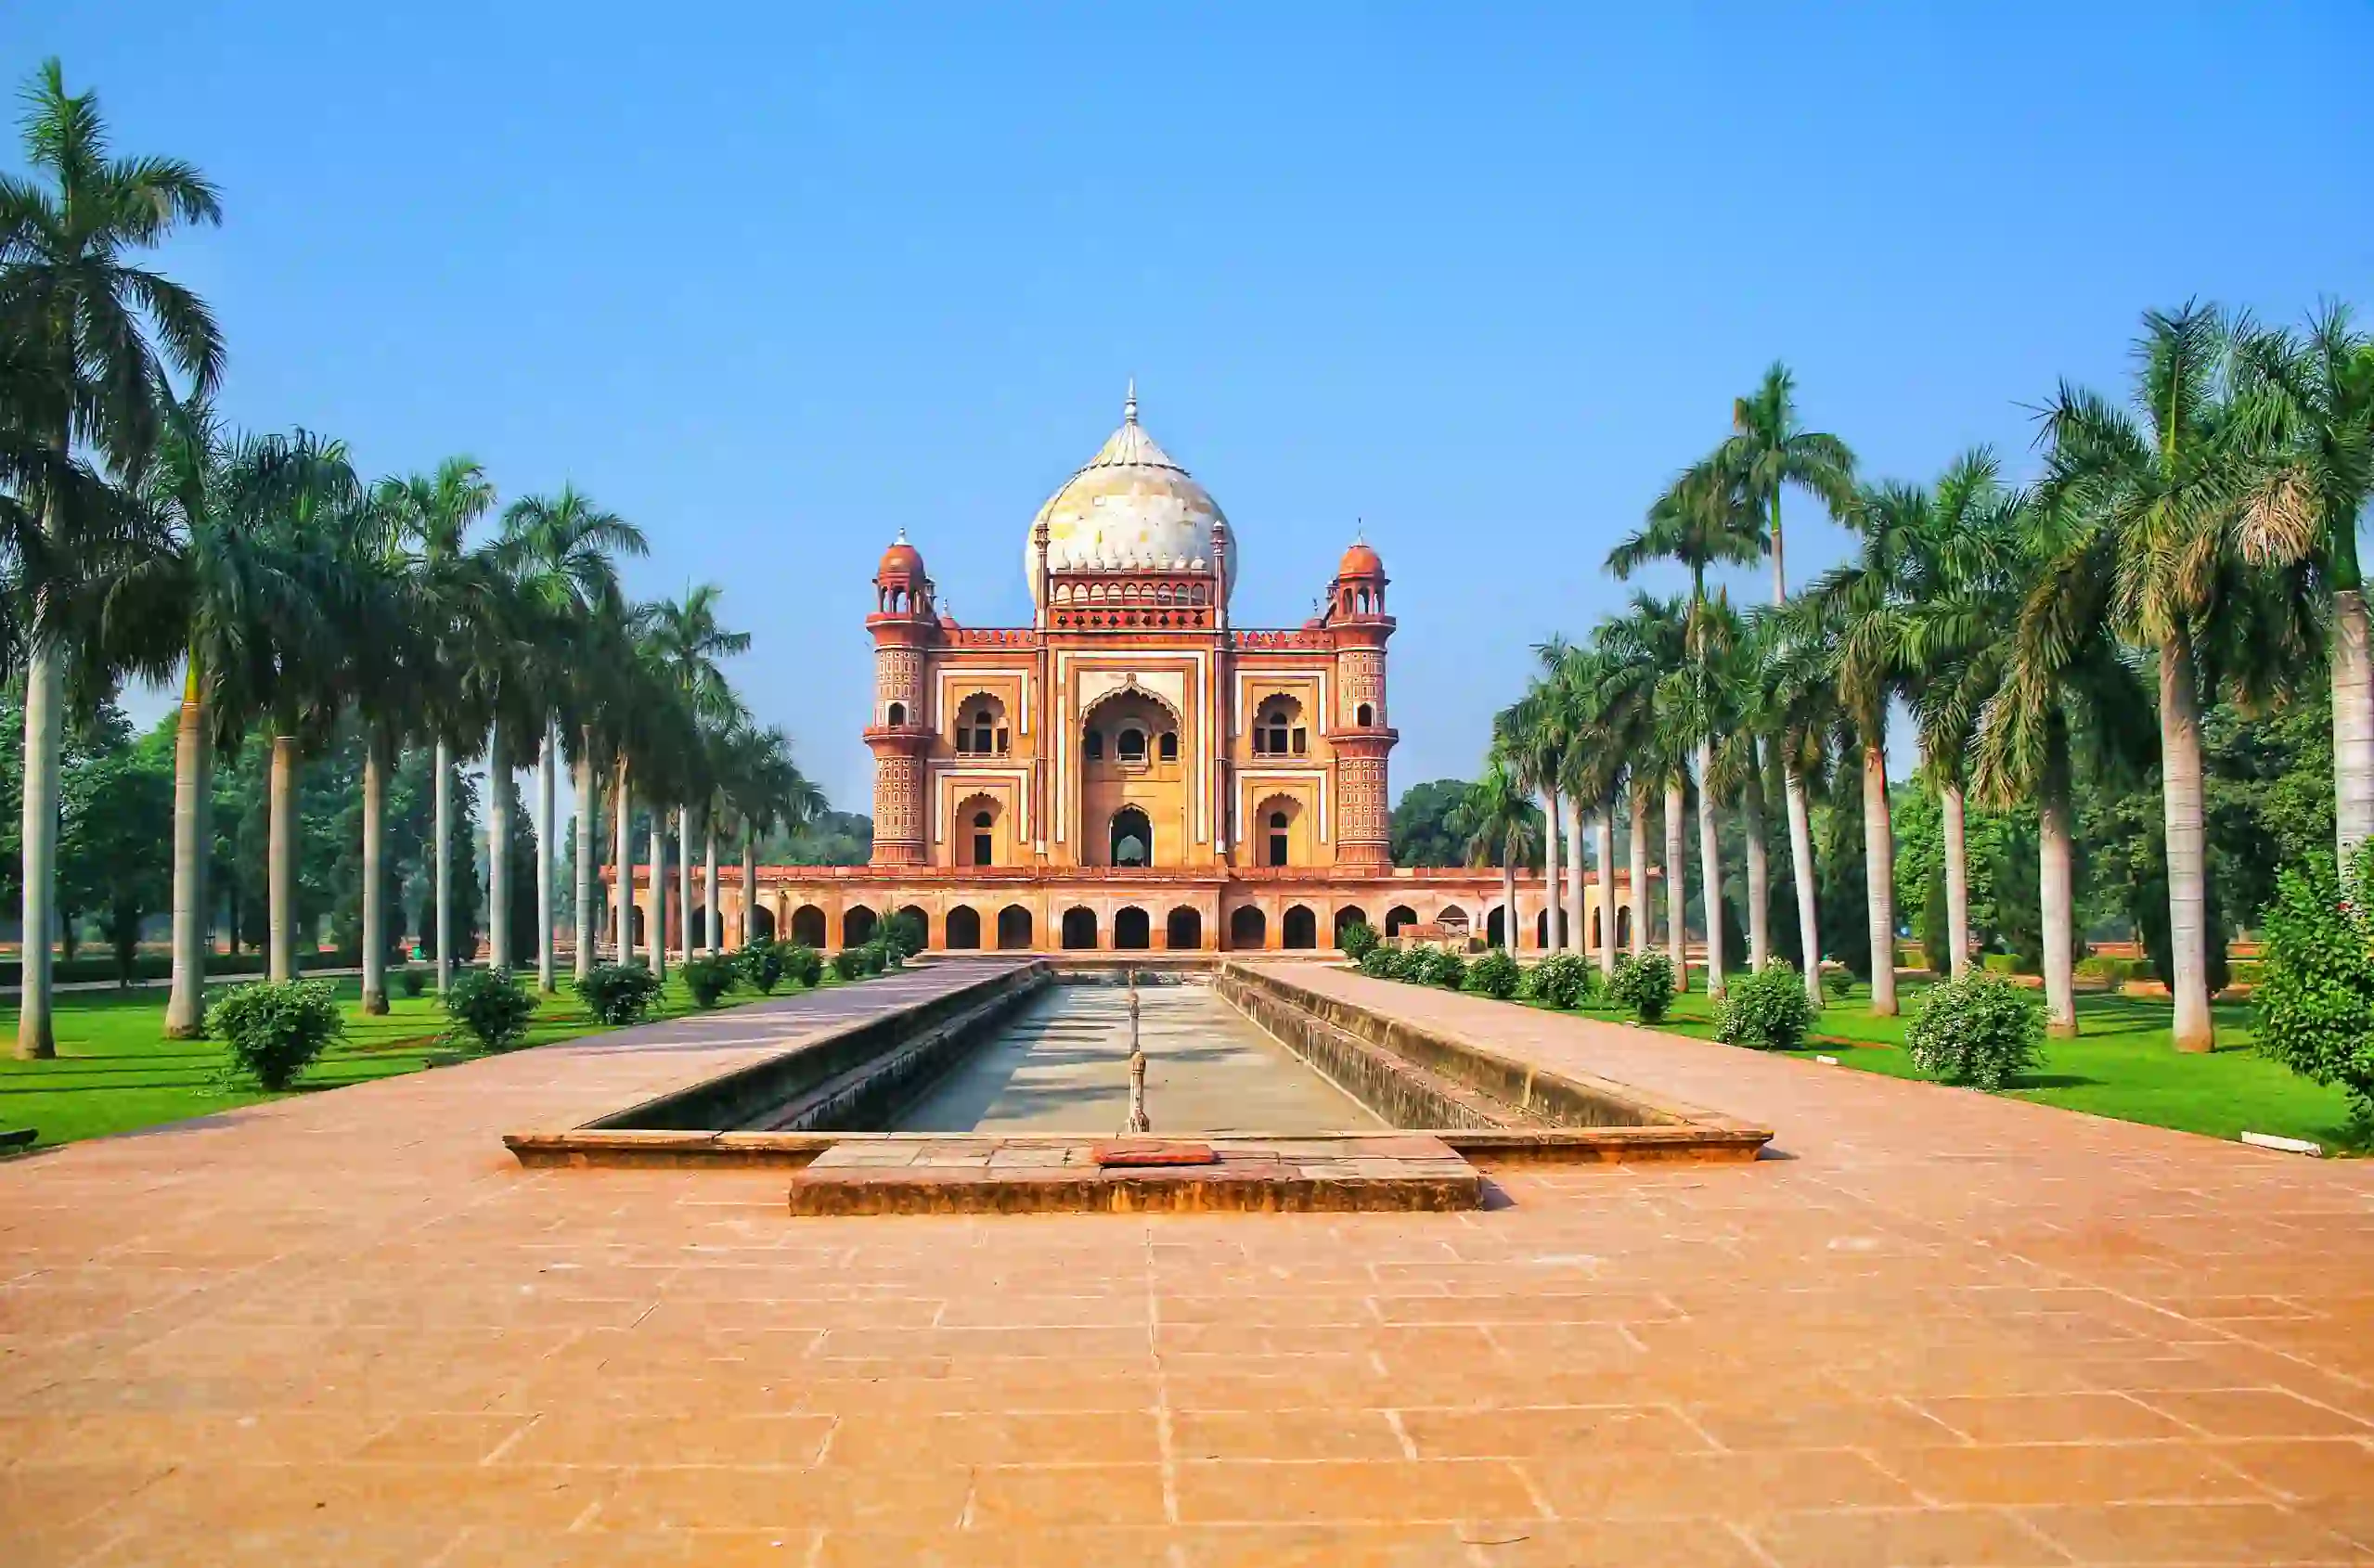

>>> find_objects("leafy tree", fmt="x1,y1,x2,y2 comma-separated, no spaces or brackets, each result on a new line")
2255,842,2374,1132
58,718,170,983
1389,778,1471,868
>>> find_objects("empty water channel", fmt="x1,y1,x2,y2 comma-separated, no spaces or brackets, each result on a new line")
894,979,1383,1136
540,958,1774,1165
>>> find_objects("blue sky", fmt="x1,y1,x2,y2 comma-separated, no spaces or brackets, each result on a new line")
19,2,2373,813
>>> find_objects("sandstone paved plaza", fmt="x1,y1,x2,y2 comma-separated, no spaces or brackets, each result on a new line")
5,959,2372,1565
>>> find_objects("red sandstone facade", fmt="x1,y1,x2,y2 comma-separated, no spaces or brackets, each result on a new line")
627,392,1619,953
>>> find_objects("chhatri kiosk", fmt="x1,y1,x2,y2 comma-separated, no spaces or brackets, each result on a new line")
644,389,1623,953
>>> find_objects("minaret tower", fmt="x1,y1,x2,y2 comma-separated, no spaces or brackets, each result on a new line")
865,532,935,867
1327,536,1397,870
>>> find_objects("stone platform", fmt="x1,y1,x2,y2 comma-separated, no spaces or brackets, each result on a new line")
787,1133,1481,1215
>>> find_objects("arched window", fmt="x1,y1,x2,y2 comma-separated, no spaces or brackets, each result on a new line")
1111,806,1153,868
957,699,1008,755
1158,730,1179,762
885,701,906,727
1117,727,1146,761
972,810,994,868
1267,810,1290,868
1356,702,1374,727
1254,697,1306,757
1083,727,1103,760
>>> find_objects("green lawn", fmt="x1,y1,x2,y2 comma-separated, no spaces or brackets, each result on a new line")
0,968,845,1150
1633,977,2364,1152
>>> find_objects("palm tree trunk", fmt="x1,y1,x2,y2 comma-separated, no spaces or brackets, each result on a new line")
676,803,694,966
703,816,719,955
268,732,299,983
2040,737,2079,1038
1594,804,1617,978
650,810,669,983
16,503,66,1059
361,733,388,1014
2334,587,2374,868
613,757,633,966
742,834,759,948
486,719,510,972
1741,754,1770,971
2160,633,2214,1051
536,719,556,994
1787,766,1822,1007
574,738,595,981
434,739,453,994
1626,788,1648,958
1862,737,1898,1016
1502,840,1517,952
1665,780,1687,989
1566,799,1586,959
165,659,211,1038
1941,778,1972,981
1542,787,1560,950
1696,740,1725,998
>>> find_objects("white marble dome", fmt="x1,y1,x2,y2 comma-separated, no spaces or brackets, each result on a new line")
1026,386,1234,607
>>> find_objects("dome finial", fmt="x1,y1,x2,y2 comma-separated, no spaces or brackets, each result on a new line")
1123,378,1138,426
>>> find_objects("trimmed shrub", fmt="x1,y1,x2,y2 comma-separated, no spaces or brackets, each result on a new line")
832,944,882,981
575,963,663,1026
2254,847,2374,1125
209,979,343,1091
884,912,925,958
784,944,824,987
1904,970,2045,1089
1819,963,1854,1000
1716,961,1813,1051
399,965,426,999
1466,946,1521,999
1608,951,1676,1023
446,967,537,1052
1338,920,1381,965
1980,952,2017,976
1523,951,1597,1010
682,954,739,1009
737,941,787,995
1356,945,1399,980
1417,945,1467,990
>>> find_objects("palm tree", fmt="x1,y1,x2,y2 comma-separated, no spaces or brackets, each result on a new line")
242,433,363,983
103,408,317,1033
2040,303,2311,1049
646,585,751,964
1611,459,1762,996
2,58,223,1057
1800,479,1944,1016
1498,662,1569,950
379,458,496,994
1974,493,2154,1036
1600,594,1696,986
718,721,818,946
494,487,646,990
1454,752,1537,946
2231,307,2374,864
1720,365,1857,996
1901,452,2027,982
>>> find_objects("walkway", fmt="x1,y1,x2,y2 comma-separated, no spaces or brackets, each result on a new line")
0,961,2368,1565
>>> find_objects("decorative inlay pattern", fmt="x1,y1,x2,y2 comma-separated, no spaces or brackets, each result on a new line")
1337,754,1389,844
874,754,923,843
1342,649,1384,722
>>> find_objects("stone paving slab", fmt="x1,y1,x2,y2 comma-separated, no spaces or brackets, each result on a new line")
6,959,2374,1564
